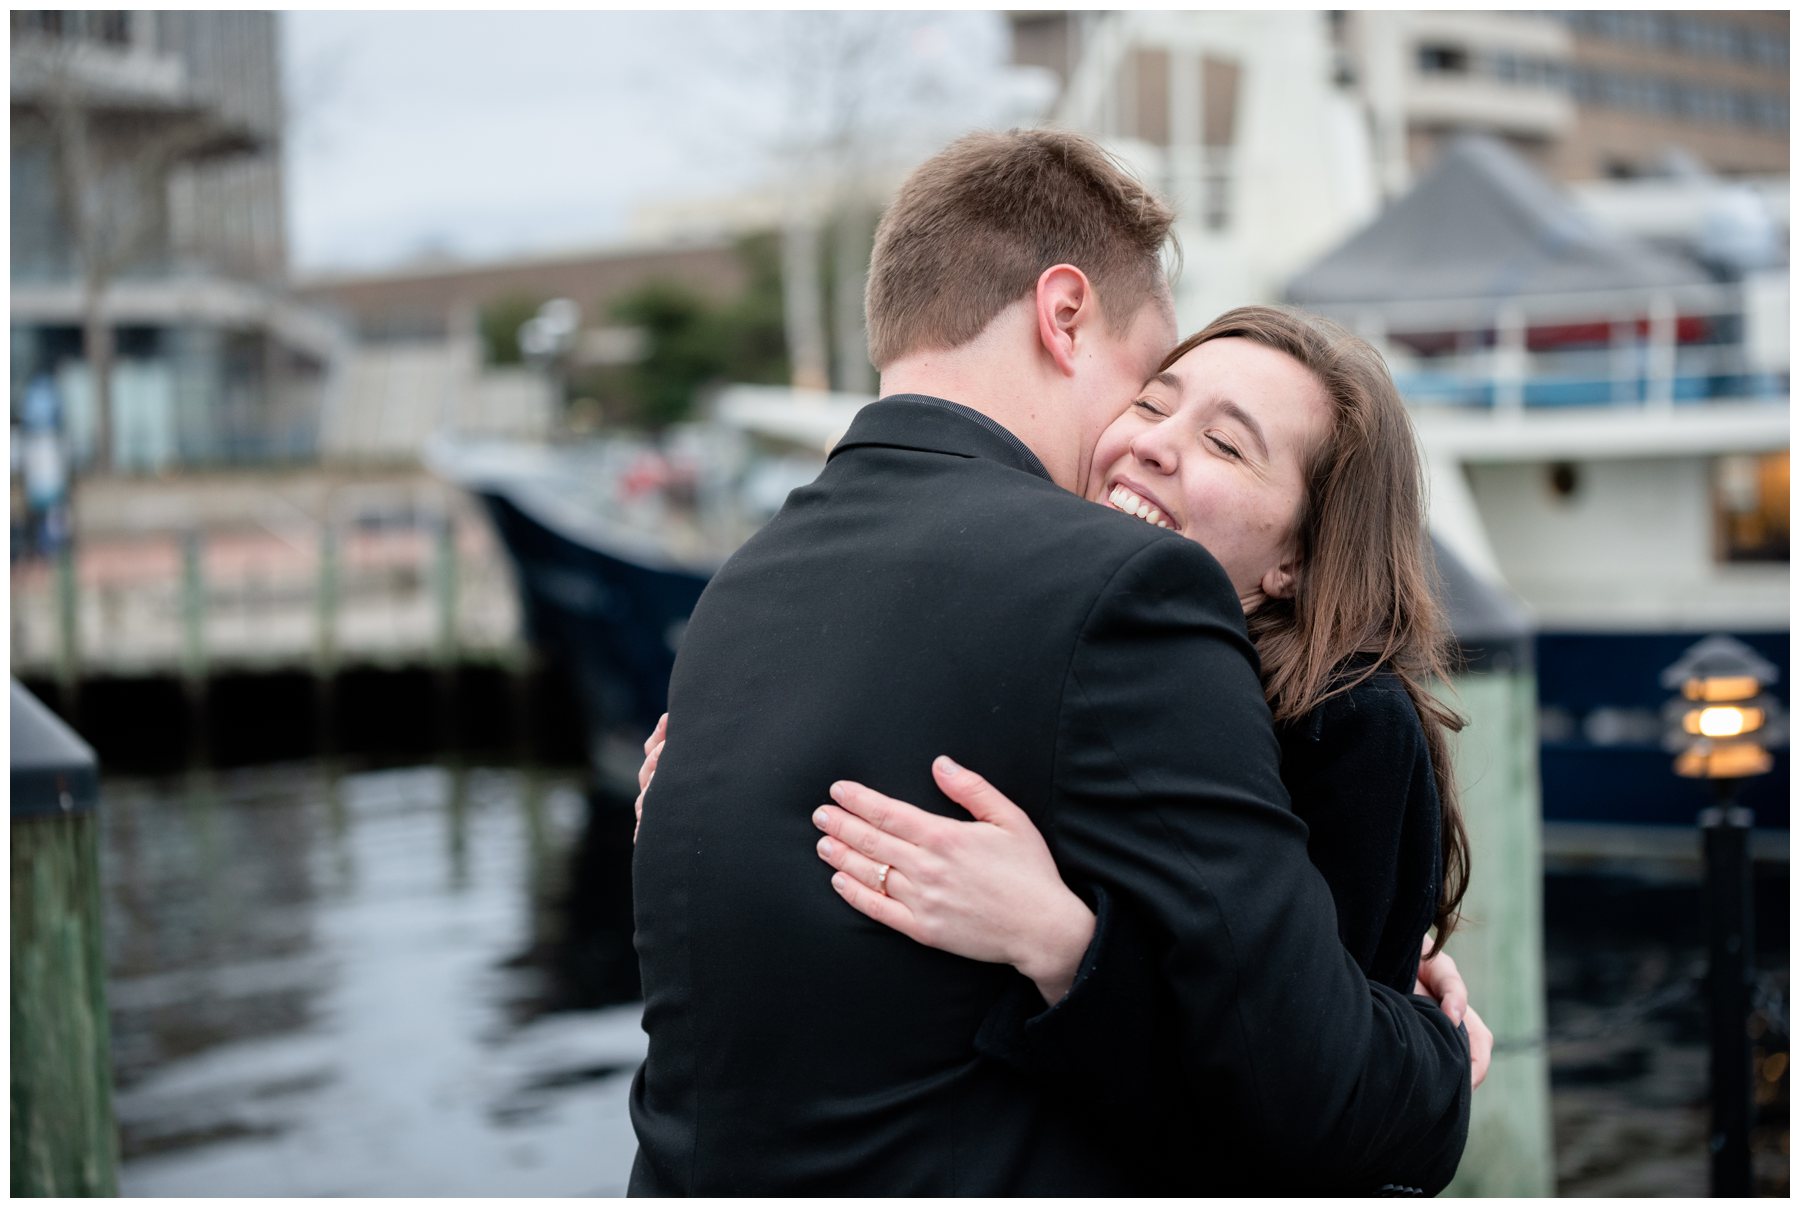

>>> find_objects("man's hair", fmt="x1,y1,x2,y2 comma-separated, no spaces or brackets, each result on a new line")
864,128,1177,370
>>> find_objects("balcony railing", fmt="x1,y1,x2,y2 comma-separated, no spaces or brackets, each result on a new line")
1305,282,1789,412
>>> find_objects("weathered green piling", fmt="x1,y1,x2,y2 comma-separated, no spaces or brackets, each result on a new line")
180,529,206,684
54,545,79,709
10,681,117,1197
433,510,459,666
314,523,341,755
315,522,339,676
1433,541,1556,1197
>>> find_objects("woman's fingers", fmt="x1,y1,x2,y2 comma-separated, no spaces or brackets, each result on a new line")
816,834,910,900
813,802,916,869
637,718,668,795
640,740,665,788
932,756,1027,826
829,871,923,940
1464,1003,1494,1090
634,715,668,842
824,780,938,845
1416,938,1469,1025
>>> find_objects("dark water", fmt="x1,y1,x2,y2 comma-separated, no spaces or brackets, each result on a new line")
97,761,1789,1196
1544,869,1789,1197
101,762,643,1196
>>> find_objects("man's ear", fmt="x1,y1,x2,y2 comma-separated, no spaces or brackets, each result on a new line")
1034,264,1094,378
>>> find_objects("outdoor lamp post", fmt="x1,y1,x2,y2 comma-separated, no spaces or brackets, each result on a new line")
1660,635,1784,1198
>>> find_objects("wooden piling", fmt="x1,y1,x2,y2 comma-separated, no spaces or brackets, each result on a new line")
180,531,210,765
1431,538,1555,1196
54,545,79,712
181,530,206,684
1442,667,1556,1196
434,511,459,667
314,523,340,755
432,513,460,750
10,683,118,1197
315,523,339,677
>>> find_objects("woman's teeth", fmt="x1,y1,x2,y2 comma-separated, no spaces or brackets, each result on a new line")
1108,485,1173,530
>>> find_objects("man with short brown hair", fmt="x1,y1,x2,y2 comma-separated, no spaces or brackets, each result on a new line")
863,127,1176,372
628,127,1469,1195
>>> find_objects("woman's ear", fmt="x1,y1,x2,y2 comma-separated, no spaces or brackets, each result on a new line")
1262,555,1301,601
1034,264,1093,377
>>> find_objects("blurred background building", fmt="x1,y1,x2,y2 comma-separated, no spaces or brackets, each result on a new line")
295,241,750,462
10,10,343,472
1005,9,1788,315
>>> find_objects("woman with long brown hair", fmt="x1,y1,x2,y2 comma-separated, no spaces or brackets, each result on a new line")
800,303,1474,1009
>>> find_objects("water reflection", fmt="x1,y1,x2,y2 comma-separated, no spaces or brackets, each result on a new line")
100,762,644,1196
96,761,1787,1195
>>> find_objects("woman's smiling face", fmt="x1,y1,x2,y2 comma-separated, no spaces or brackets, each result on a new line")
1084,336,1333,614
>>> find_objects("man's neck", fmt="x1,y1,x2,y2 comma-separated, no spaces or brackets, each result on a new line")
878,331,1086,493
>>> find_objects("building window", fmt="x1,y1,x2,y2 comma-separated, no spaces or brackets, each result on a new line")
12,9,130,46
93,11,130,45
12,10,67,38
1417,44,1469,75
1716,452,1789,563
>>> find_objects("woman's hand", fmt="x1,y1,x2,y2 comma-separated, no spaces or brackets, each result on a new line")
1414,938,1493,1090
812,756,1096,1006
634,713,668,843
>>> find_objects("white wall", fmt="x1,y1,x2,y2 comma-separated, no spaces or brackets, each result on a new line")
321,340,555,465
1468,456,1788,629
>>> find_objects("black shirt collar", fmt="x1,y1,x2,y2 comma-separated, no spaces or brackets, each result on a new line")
830,395,1053,483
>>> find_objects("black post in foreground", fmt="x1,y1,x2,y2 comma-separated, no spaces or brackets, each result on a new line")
1700,798,1754,1198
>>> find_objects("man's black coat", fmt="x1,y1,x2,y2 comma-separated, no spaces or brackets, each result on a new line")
628,397,1470,1195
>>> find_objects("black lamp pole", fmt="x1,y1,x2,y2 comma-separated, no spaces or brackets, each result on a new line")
1700,789,1754,1198
1663,635,1780,1198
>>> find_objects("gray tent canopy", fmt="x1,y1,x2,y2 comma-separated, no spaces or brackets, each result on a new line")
1284,134,1713,311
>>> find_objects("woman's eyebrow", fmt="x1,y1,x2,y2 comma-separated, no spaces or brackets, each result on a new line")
1147,370,1181,391
1216,399,1270,459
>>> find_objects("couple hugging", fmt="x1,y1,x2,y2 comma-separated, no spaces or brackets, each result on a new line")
628,127,1490,1196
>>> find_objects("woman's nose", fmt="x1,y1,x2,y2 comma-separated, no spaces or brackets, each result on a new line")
1130,428,1176,474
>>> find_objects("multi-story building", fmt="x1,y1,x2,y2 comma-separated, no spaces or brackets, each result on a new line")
1335,10,1790,187
10,10,342,472
1003,9,1788,322
1547,9,1789,180
1335,11,1579,194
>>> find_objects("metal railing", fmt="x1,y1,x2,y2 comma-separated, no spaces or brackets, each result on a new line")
1304,282,1789,413
9,511,524,685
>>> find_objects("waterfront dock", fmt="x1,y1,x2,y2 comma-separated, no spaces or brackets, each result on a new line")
11,468,526,686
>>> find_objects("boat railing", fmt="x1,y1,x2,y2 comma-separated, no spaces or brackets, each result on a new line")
1299,279,1789,413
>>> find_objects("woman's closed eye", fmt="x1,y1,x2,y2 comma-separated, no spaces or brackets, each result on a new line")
1206,432,1243,459
1130,398,1167,418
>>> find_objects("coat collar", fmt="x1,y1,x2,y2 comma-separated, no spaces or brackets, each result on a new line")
830,395,1053,483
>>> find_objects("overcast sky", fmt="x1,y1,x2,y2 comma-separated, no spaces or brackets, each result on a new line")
281,11,1017,278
